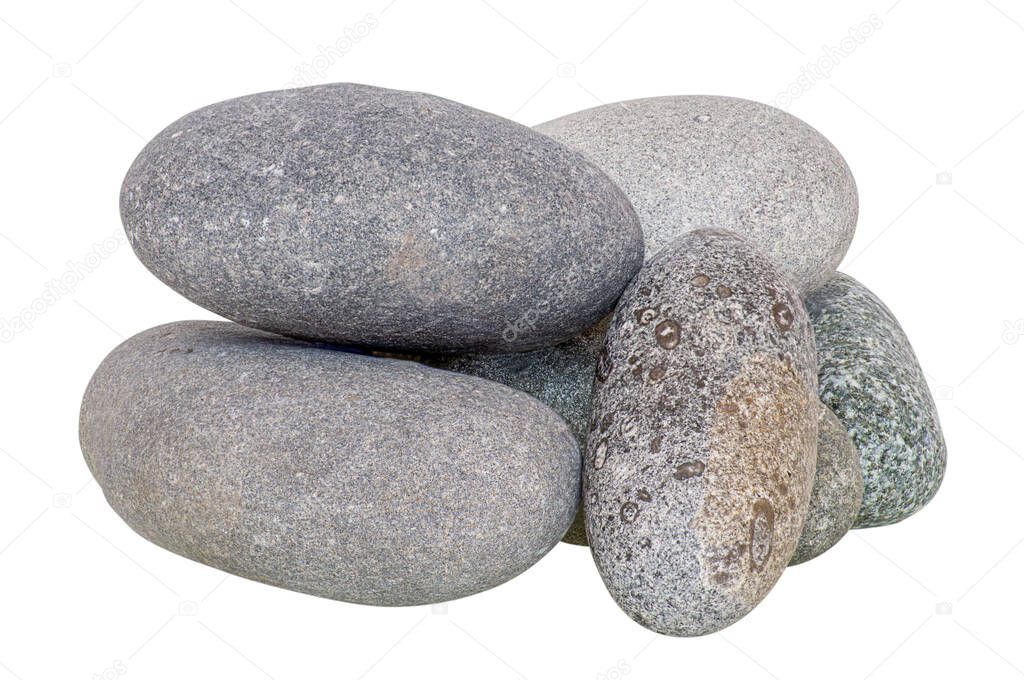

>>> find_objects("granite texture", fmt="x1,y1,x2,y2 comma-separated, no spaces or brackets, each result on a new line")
535,95,858,292
121,83,643,352
806,273,946,528
586,229,819,636
79,321,580,605
426,318,608,546
790,403,864,565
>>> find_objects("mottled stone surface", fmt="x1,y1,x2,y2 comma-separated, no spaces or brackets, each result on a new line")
562,491,588,545
535,96,858,292
80,321,580,605
121,83,643,352
427,318,608,545
586,229,819,636
790,403,863,565
806,274,946,528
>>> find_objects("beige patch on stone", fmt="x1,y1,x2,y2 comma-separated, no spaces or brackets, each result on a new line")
695,354,817,607
384,232,457,303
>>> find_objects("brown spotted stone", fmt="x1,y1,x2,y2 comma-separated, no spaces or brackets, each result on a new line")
585,229,818,636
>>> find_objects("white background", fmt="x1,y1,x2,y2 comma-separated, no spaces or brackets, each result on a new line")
0,1,1020,678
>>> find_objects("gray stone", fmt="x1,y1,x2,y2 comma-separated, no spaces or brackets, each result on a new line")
586,229,819,636
806,273,946,528
425,318,608,546
790,403,864,565
79,321,580,606
121,83,643,353
535,96,858,292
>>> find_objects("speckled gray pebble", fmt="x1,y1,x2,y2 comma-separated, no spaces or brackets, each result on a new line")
790,403,864,565
79,321,580,605
535,96,858,292
806,273,946,528
426,318,608,546
121,83,643,352
586,229,819,636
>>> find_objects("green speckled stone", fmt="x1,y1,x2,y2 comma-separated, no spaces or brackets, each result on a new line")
806,274,946,528
425,319,608,545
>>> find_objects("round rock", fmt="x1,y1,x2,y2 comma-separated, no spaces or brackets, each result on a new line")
426,318,608,545
80,321,580,605
121,83,643,352
535,95,858,292
790,403,864,565
586,229,819,636
806,273,946,528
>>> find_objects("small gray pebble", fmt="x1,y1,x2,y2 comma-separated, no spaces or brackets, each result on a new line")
586,229,819,636
535,95,858,292
79,321,580,605
790,403,864,565
426,318,608,545
121,83,643,352
806,273,946,527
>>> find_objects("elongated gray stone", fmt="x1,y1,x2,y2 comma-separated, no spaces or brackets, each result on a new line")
535,96,858,292
121,83,643,352
80,321,580,605
790,403,864,565
806,273,946,528
425,318,608,545
586,229,819,636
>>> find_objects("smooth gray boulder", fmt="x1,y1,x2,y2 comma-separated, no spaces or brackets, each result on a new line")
790,403,864,565
121,83,643,352
535,95,858,292
425,318,608,545
585,229,819,636
79,321,580,605
806,273,946,528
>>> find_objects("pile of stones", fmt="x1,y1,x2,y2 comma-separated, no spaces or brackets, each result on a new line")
79,84,946,636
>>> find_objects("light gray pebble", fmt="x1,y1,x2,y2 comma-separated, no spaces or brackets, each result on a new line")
121,83,642,352
790,403,864,565
586,229,819,636
806,273,946,528
79,321,580,605
535,95,858,292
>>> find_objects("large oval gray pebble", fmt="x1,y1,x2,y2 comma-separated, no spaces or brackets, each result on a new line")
121,83,643,352
535,96,858,292
79,321,580,605
790,403,864,565
806,273,946,528
586,229,819,636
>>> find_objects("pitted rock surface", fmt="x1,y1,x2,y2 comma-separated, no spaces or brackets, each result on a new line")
585,229,819,636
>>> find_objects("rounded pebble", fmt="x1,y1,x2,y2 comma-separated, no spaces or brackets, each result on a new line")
121,83,643,352
80,321,580,605
806,273,946,527
535,95,858,292
586,229,819,636
790,403,864,565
